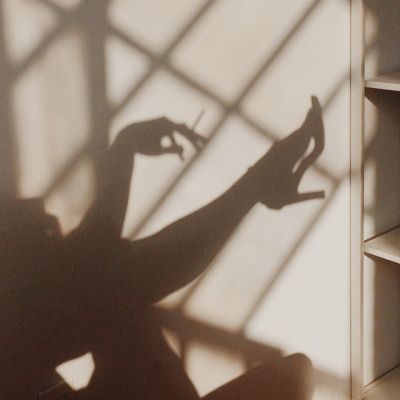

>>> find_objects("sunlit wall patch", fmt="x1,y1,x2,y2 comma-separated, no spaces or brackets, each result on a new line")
55,352,95,391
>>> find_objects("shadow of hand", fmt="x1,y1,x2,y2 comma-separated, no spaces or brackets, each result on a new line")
117,116,207,159
248,96,325,209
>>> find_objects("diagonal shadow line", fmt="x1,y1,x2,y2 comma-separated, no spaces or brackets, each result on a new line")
134,39,374,320
112,21,376,189
31,0,65,10
45,13,353,274
31,34,374,202
147,70,354,309
39,0,217,196
42,77,338,213
226,0,321,108
43,140,92,198
31,0,70,14
113,0,321,119
0,1,18,195
110,0,218,118
108,24,230,108
1,0,91,200
157,307,348,392
126,119,224,240
172,29,377,310
11,24,65,80
110,24,338,184
79,0,112,190
160,184,342,351
40,0,356,252
313,368,349,396
31,0,339,209
43,0,323,224
235,63,357,184
37,0,111,198
126,1,324,239
158,0,218,55
175,177,341,314
157,307,283,361
11,0,87,81
22,0,360,312
223,39,380,327
110,0,321,118
173,238,236,313
236,180,343,332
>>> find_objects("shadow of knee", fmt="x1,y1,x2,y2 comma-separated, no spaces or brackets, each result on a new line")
283,353,314,400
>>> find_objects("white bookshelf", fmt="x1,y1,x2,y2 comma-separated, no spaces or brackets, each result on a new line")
365,72,400,92
364,366,400,400
361,64,400,397
364,227,400,264
353,2,400,399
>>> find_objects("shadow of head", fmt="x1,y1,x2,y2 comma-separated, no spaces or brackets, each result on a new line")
0,196,61,243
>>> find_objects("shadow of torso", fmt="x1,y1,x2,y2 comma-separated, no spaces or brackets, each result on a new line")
0,230,198,399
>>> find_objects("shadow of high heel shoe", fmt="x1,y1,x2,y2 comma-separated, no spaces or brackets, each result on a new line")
248,96,325,209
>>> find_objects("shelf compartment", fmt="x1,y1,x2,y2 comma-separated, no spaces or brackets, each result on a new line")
365,72,400,91
364,227,400,264
365,366,400,399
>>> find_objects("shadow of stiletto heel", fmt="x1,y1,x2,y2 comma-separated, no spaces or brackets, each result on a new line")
248,95,325,209
288,96,325,205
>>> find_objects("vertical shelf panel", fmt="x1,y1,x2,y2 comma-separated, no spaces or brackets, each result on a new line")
350,0,365,398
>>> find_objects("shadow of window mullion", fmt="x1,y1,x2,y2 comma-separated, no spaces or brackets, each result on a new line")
43,140,92,198
175,181,342,321
231,0,322,107
109,0,219,119
128,0,326,271
12,0,87,81
0,0,18,196
158,307,348,396
236,180,342,333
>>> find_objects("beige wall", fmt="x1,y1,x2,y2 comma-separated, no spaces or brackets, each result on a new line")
1,0,352,398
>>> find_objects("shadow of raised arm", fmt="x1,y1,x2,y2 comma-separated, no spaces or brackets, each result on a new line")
75,117,206,239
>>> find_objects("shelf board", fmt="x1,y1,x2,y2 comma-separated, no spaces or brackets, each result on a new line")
365,366,400,400
364,227,400,264
365,72,400,91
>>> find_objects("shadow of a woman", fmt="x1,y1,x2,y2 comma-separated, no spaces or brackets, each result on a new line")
0,96,324,399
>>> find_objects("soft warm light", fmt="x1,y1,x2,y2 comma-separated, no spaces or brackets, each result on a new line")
56,353,95,391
